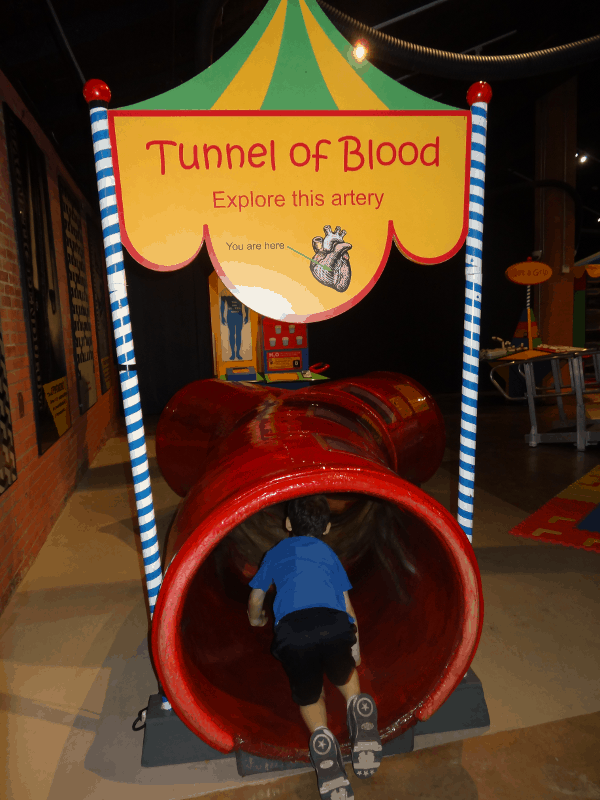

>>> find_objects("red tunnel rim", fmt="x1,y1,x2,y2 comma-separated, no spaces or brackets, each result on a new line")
152,465,483,753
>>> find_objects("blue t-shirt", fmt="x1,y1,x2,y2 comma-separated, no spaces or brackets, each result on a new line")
250,536,353,626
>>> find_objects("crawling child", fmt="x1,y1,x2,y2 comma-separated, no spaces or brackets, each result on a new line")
247,494,382,800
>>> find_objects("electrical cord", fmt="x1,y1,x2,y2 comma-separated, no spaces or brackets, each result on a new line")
316,0,600,80
132,707,148,731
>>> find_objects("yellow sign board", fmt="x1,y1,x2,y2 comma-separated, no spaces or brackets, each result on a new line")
109,111,470,322
505,261,552,285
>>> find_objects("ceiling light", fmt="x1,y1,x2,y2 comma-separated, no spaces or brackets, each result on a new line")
353,42,368,62
575,152,579,158
580,155,588,163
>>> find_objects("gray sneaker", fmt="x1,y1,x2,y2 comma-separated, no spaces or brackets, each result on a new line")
347,694,383,778
309,727,354,799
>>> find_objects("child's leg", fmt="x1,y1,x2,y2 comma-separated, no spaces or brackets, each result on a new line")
299,688,327,733
329,650,382,779
334,668,360,703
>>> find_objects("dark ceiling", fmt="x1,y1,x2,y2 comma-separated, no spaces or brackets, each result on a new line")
2,0,600,256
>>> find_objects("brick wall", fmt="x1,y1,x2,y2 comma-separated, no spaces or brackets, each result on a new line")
0,71,120,616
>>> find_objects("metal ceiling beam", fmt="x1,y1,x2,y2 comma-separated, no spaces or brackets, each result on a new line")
373,0,450,31
43,0,85,84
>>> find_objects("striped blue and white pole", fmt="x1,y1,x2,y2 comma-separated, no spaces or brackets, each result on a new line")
83,81,164,616
458,82,492,543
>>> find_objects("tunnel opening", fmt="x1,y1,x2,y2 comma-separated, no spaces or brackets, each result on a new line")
173,492,466,761
153,374,480,761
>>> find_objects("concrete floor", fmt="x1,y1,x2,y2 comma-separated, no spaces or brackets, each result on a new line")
1,393,600,800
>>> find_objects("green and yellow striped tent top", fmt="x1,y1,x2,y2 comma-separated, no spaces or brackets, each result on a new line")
123,0,456,113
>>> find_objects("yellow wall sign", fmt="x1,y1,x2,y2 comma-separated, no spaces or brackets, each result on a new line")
505,261,552,285
43,376,71,437
109,111,470,322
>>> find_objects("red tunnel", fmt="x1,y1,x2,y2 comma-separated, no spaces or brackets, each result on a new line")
153,372,483,763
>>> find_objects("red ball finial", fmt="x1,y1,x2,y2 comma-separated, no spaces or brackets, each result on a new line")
467,81,492,106
83,79,111,105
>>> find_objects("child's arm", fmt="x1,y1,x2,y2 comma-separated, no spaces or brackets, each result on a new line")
248,588,268,627
344,591,361,667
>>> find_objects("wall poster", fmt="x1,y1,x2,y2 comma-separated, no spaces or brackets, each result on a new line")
208,271,262,377
58,178,97,412
3,103,70,454
86,217,113,394
0,314,17,495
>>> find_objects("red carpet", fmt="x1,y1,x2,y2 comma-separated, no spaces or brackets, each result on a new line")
510,465,600,553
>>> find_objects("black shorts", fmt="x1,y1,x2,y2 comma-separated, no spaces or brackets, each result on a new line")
271,607,357,706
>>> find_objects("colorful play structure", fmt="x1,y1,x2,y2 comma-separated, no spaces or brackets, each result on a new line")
83,0,492,774
152,375,482,763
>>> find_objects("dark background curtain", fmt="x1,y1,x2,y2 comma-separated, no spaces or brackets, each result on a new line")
124,247,214,415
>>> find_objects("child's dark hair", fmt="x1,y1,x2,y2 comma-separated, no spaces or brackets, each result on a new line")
287,495,330,538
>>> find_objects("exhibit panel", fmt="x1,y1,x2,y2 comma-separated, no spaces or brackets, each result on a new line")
58,177,98,413
208,271,262,378
86,218,113,394
0,314,17,495
3,102,71,454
